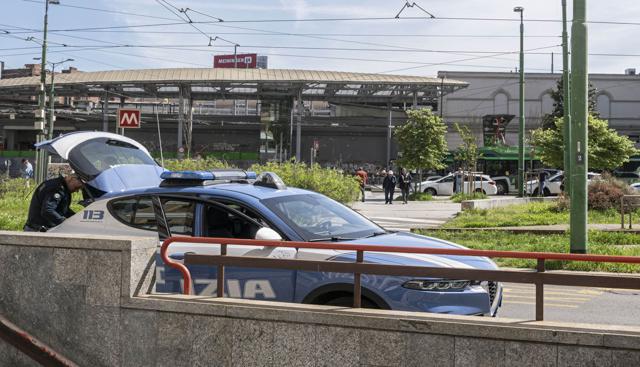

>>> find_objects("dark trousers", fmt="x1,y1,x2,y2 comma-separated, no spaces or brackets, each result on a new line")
385,188,395,204
401,186,410,203
360,185,366,202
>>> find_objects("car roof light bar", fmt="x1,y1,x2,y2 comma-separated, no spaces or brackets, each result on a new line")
253,172,287,190
160,169,257,182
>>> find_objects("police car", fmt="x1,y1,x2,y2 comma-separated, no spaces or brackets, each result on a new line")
42,132,502,316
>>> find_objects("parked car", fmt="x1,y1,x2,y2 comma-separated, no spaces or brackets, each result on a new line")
40,131,503,317
418,174,498,196
526,172,601,196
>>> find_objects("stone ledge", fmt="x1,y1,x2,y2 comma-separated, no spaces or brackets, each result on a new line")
125,294,640,351
0,231,157,251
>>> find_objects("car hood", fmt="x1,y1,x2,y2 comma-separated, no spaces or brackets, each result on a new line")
333,232,498,270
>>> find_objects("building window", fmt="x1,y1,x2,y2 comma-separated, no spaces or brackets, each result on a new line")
596,94,611,119
494,93,509,114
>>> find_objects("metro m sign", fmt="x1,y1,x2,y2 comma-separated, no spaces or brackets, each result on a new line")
118,108,141,128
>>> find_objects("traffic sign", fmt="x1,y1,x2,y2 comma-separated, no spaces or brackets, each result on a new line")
117,108,141,128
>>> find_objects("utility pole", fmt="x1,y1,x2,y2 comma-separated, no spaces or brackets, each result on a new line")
570,0,588,253
514,6,525,197
562,0,572,193
34,0,57,184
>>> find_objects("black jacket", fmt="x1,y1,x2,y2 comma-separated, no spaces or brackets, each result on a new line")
383,175,397,190
25,176,75,230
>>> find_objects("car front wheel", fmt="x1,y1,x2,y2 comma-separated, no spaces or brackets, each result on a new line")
424,188,437,196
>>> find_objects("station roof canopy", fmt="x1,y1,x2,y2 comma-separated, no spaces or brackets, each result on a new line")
0,68,468,104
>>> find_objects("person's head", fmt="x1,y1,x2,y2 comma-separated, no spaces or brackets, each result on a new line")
388,170,394,176
21,159,28,165
64,174,85,193
358,166,363,171
401,168,406,174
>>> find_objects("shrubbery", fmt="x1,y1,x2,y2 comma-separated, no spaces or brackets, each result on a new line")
555,174,633,212
162,157,229,171
250,162,360,204
450,192,487,203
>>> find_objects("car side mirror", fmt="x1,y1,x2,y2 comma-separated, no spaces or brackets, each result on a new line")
254,227,282,241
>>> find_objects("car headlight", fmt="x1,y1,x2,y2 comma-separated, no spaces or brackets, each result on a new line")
402,279,471,291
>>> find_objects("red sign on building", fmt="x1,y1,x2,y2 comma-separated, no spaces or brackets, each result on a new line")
117,108,141,128
213,53,258,68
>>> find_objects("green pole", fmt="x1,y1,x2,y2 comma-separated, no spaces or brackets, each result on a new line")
515,7,525,197
570,0,588,253
562,0,571,194
48,64,55,140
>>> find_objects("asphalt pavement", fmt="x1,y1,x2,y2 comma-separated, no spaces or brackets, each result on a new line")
351,193,640,327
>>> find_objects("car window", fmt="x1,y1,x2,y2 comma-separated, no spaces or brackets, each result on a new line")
550,175,563,182
109,196,157,231
161,199,195,236
441,176,454,183
204,204,260,239
68,138,157,178
262,194,382,241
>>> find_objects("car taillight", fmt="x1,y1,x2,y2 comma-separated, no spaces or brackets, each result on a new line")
489,181,496,185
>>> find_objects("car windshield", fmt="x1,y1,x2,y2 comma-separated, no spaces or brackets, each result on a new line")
68,138,157,178
262,194,384,241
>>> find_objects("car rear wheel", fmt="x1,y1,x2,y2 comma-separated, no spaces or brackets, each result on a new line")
543,188,551,197
424,188,437,196
323,296,379,309
496,181,508,195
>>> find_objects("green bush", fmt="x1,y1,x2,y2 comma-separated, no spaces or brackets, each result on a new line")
0,179,33,231
450,192,487,203
162,158,230,171
405,192,433,201
250,162,360,204
588,174,632,211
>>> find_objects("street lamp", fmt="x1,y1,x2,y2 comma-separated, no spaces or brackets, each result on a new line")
514,6,525,197
34,57,74,140
34,0,61,184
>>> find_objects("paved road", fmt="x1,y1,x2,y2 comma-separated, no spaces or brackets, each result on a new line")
351,195,640,327
498,283,640,326
350,192,461,231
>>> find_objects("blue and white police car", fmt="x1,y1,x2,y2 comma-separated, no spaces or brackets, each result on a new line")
42,132,502,316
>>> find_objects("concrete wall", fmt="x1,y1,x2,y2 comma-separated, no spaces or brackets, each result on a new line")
1,232,640,366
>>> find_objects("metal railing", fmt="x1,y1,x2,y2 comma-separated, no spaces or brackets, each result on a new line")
620,195,640,229
0,315,78,367
160,237,640,321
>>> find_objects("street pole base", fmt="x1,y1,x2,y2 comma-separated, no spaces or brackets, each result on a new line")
570,248,587,254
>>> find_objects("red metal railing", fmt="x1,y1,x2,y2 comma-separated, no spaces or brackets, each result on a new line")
160,237,640,321
0,315,78,367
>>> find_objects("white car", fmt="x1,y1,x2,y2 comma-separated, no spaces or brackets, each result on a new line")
526,172,601,196
629,182,640,192
419,174,498,196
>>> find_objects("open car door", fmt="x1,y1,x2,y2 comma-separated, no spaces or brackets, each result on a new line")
36,131,165,197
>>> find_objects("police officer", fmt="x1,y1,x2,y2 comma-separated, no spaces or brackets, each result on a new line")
24,174,84,232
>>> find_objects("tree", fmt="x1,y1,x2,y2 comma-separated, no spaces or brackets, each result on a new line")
531,115,637,170
453,123,480,172
394,109,448,171
541,76,599,130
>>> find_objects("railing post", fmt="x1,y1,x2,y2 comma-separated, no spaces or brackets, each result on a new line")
621,197,625,230
217,244,227,298
353,250,363,308
535,258,545,321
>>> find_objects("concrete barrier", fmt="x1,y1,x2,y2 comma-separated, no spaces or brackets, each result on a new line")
461,196,557,211
1,232,639,366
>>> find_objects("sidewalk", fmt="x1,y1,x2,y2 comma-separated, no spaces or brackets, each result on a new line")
350,192,461,231
424,223,640,234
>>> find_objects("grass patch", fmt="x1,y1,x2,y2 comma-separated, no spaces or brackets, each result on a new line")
0,178,83,231
450,192,487,203
444,201,636,228
418,229,640,273
396,192,433,202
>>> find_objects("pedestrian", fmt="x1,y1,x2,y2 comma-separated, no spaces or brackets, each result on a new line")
538,170,548,197
383,170,397,204
23,173,84,232
398,168,412,204
21,159,33,179
454,167,464,194
356,166,368,202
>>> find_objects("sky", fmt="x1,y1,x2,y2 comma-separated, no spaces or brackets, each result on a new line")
0,0,639,76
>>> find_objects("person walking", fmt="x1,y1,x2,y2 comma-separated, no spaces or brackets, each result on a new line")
23,173,84,232
538,170,548,197
21,159,34,179
454,167,464,194
355,167,368,202
398,168,412,204
383,170,397,204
